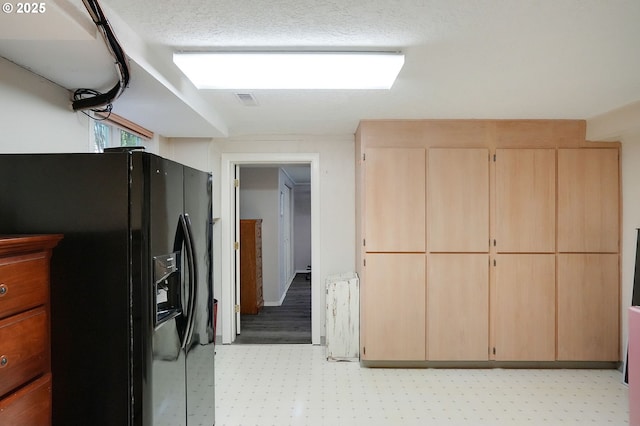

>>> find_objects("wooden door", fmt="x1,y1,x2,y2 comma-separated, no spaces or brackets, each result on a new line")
427,254,489,360
428,148,489,252
361,253,425,361
557,254,619,361
495,149,556,253
494,254,555,361
364,148,426,252
557,148,619,253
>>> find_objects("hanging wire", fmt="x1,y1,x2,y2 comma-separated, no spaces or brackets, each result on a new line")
72,0,130,114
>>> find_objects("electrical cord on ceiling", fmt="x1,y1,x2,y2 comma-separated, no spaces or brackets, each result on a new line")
73,89,113,119
72,0,130,114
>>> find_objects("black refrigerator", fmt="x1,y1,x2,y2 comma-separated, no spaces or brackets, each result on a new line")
0,151,215,426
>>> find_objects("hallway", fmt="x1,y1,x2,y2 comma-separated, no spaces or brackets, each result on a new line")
234,273,311,344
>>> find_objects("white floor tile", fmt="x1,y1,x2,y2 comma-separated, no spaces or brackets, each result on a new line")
215,344,629,426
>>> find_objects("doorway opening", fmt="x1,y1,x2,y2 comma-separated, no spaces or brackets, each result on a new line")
234,165,311,344
220,153,321,345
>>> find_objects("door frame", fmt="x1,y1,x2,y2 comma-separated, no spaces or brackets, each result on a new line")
220,153,320,344
233,164,241,332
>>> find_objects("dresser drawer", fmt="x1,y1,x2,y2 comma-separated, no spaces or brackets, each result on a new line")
0,253,48,319
0,373,51,426
0,308,48,397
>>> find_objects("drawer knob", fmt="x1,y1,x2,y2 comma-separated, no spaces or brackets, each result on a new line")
0,356,7,367
0,284,6,296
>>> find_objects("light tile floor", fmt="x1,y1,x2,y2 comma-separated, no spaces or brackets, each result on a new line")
215,344,630,426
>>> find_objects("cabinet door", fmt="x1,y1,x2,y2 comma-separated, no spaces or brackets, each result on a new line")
361,254,425,360
494,254,555,361
495,149,556,253
557,254,619,361
428,149,489,252
558,149,619,253
427,254,489,360
365,148,426,252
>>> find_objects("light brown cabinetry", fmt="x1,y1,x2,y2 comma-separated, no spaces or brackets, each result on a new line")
493,149,557,361
361,147,426,361
494,254,556,361
427,254,489,360
557,254,619,361
0,234,61,426
556,148,620,361
558,148,619,253
428,149,489,252
364,147,425,252
356,120,620,364
240,219,263,314
361,253,425,361
495,149,556,253
426,149,490,361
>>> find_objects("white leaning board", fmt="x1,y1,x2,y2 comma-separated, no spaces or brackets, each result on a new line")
325,272,359,361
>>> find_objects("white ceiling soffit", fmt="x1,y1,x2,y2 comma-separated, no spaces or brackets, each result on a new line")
2,1,640,138
0,0,94,41
0,0,228,137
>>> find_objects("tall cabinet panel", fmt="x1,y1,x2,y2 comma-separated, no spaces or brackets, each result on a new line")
495,149,556,253
428,149,489,252
557,149,619,253
364,148,426,252
361,254,426,361
557,254,619,361
356,120,620,365
427,254,489,360
494,254,556,361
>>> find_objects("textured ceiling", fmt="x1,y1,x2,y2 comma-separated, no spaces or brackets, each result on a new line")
2,0,640,137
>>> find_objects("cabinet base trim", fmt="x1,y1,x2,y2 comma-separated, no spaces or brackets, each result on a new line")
360,360,619,369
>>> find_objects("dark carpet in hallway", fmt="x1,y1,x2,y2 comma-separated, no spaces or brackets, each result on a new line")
234,273,311,344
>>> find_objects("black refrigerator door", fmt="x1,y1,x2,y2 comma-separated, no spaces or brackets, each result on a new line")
149,156,188,426
184,166,215,425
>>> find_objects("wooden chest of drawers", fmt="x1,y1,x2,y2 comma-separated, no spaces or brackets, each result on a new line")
240,219,263,314
0,235,62,426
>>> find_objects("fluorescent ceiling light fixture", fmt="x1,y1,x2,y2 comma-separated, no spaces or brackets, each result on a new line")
173,51,404,89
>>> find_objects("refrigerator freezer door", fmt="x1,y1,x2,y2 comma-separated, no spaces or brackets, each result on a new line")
150,156,188,426
184,166,215,425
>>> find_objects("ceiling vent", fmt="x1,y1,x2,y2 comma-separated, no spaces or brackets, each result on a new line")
235,93,259,106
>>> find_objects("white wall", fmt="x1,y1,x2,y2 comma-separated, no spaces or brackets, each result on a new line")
587,102,640,360
216,134,355,274
208,142,223,338
239,167,281,304
164,137,214,173
0,57,89,152
0,57,169,156
294,184,312,272
619,134,640,347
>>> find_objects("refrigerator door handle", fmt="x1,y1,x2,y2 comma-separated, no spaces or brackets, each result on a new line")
183,213,198,347
179,214,196,350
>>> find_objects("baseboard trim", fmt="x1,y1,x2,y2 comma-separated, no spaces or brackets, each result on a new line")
360,360,620,369
263,273,298,306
